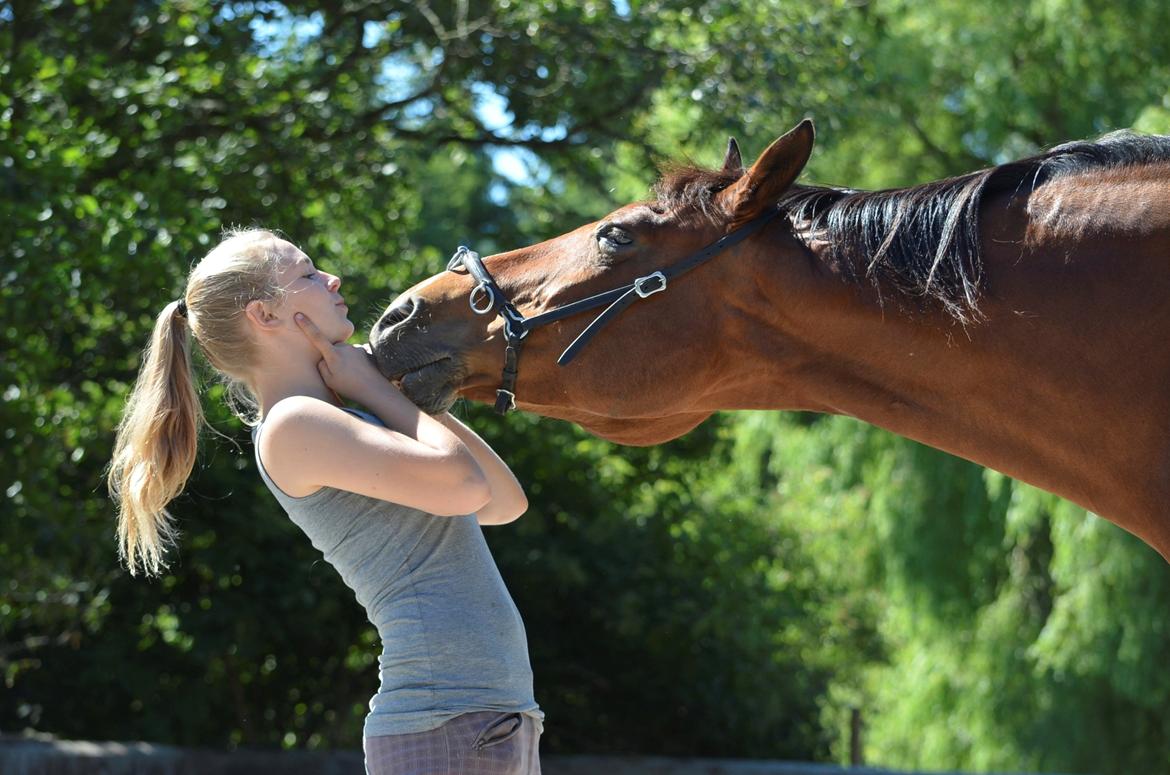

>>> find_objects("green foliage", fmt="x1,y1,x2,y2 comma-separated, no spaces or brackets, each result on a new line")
467,407,838,757
730,414,1170,773
1,0,831,757
5,0,1170,771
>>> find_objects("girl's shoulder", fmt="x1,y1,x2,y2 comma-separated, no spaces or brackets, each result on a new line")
263,395,382,424
261,395,347,437
258,397,397,499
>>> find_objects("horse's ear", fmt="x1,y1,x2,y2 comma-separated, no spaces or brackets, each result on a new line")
718,119,814,227
721,137,743,173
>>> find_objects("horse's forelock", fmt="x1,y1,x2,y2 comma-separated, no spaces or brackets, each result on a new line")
653,165,744,223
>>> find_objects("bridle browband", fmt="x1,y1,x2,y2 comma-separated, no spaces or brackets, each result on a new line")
446,208,782,414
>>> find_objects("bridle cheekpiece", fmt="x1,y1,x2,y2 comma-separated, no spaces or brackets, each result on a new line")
446,208,781,414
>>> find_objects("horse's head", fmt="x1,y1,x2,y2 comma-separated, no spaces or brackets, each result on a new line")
369,120,816,444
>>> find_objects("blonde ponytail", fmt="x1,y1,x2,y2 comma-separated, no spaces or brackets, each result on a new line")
107,228,287,576
108,299,203,576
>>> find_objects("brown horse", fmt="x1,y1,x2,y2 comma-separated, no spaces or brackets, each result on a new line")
369,120,1170,561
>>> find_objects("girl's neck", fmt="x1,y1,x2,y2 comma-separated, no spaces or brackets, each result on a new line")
251,353,341,419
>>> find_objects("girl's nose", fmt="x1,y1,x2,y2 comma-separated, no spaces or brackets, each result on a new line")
327,273,341,291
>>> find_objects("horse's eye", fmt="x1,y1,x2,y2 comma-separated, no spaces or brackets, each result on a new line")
598,225,633,250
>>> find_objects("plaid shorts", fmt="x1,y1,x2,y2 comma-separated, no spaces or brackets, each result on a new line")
364,711,542,775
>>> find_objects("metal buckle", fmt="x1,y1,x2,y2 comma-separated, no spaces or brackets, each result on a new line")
448,246,471,273
469,283,497,314
633,271,667,298
502,306,529,340
495,388,516,413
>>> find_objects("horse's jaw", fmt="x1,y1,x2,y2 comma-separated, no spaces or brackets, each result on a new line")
518,402,714,446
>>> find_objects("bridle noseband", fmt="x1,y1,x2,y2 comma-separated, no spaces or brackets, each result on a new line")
447,208,781,414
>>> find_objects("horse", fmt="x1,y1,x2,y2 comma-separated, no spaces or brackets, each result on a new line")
368,119,1170,562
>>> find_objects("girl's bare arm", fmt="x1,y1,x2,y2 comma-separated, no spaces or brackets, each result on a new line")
435,412,528,525
258,315,490,515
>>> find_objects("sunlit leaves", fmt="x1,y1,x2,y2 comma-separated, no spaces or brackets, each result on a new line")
6,0,1170,768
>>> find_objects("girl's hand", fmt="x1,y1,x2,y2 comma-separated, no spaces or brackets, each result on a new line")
295,313,389,402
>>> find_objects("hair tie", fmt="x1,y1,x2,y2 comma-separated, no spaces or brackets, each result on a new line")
175,298,188,318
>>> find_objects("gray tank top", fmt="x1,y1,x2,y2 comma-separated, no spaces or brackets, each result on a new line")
251,407,541,737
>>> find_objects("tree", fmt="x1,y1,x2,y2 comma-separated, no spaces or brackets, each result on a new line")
1,0,837,756
5,0,1170,769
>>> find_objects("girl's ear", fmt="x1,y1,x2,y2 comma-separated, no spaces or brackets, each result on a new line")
245,299,283,331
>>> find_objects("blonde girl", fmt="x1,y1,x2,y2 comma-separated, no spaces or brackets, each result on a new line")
108,228,543,773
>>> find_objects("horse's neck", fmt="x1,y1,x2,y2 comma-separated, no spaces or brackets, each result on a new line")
730,201,1170,556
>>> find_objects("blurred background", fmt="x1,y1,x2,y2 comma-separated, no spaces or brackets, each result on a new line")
4,1,1170,773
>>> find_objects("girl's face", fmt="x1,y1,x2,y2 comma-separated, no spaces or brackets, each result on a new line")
271,240,355,344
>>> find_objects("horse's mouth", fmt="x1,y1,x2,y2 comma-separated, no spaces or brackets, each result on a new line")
376,353,462,415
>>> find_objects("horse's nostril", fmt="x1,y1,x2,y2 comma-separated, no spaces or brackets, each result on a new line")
374,296,423,337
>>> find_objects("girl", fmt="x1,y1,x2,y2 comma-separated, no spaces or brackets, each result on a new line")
107,228,543,774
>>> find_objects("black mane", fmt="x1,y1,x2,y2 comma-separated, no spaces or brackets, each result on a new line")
656,132,1170,322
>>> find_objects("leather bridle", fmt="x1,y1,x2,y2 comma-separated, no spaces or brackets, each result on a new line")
446,208,781,414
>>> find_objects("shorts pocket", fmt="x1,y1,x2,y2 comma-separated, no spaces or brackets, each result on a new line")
471,712,523,750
